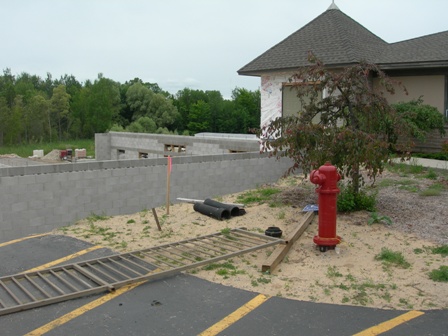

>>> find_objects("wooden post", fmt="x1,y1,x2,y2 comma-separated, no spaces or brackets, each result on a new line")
166,156,171,215
152,208,162,231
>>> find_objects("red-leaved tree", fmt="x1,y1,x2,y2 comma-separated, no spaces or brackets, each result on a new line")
260,54,414,193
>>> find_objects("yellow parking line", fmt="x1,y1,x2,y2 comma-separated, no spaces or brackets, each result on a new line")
24,280,147,336
353,310,425,336
198,294,269,336
0,233,49,248
23,245,104,273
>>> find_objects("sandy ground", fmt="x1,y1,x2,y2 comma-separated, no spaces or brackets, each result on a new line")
54,174,448,311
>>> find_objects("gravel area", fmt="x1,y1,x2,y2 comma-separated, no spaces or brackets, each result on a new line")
375,172,448,245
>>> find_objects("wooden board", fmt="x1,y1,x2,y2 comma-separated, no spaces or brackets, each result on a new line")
261,211,315,273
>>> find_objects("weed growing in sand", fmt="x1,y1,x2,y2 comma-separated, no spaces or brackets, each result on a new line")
86,212,110,223
424,169,438,180
368,212,392,226
431,245,448,256
375,248,411,269
277,211,286,220
326,266,343,278
202,260,245,279
126,219,136,224
236,187,281,206
428,266,448,282
419,183,445,196
399,298,414,309
118,241,128,249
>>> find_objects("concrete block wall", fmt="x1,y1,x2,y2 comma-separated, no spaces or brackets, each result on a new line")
0,152,293,243
96,132,260,160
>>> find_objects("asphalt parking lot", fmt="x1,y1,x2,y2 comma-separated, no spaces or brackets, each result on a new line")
1,234,446,336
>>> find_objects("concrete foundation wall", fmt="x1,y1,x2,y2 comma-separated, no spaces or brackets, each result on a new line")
0,153,292,243
96,132,260,160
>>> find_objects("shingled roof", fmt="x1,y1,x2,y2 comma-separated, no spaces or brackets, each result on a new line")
238,6,448,76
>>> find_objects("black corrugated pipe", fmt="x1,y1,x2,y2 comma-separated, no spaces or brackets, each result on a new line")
193,203,231,220
204,199,241,217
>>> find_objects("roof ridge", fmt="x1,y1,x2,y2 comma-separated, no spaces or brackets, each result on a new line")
388,30,448,45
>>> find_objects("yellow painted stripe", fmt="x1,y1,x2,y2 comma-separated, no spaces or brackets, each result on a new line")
0,233,49,248
23,245,104,273
24,270,160,336
353,310,425,336
24,281,146,336
198,294,269,336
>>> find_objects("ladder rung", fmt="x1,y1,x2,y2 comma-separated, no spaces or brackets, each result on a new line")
105,257,145,277
36,272,66,295
96,260,133,281
0,279,23,305
72,265,110,287
11,277,37,302
49,270,79,293
24,274,51,298
121,255,155,274
62,268,95,290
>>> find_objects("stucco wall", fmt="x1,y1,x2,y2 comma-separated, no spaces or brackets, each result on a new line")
260,74,290,127
374,75,445,113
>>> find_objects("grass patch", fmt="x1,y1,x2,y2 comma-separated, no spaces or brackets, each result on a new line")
0,139,95,158
202,261,236,271
428,266,448,282
419,183,445,196
86,212,110,222
236,187,281,205
386,162,425,176
431,245,448,257
368,212,392,226
374,248,411,269
424,169,439,180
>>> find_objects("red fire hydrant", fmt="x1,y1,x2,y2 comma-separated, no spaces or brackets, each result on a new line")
310,162,342,252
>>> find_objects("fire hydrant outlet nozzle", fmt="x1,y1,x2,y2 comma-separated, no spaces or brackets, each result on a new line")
310,162,341,252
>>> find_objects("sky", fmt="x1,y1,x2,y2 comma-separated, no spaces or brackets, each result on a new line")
1,0,447,99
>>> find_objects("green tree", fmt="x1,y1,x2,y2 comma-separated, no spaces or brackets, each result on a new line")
86,75,121,136
261,56,414,194
0,97,10,145
125,116,157,133
126,82,179,130
50,85,71,141
187,100,210,133
231,88,260,133
23,93,49,142
5,96,25,144
173,88,209,132
0,68,16,108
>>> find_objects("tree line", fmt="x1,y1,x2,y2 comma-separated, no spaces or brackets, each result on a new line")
0,69,261,145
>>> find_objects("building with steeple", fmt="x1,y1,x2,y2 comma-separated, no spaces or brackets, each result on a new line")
238,2,448,151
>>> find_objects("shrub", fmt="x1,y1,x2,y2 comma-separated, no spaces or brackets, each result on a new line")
393,98,446,141
337,185,376,212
